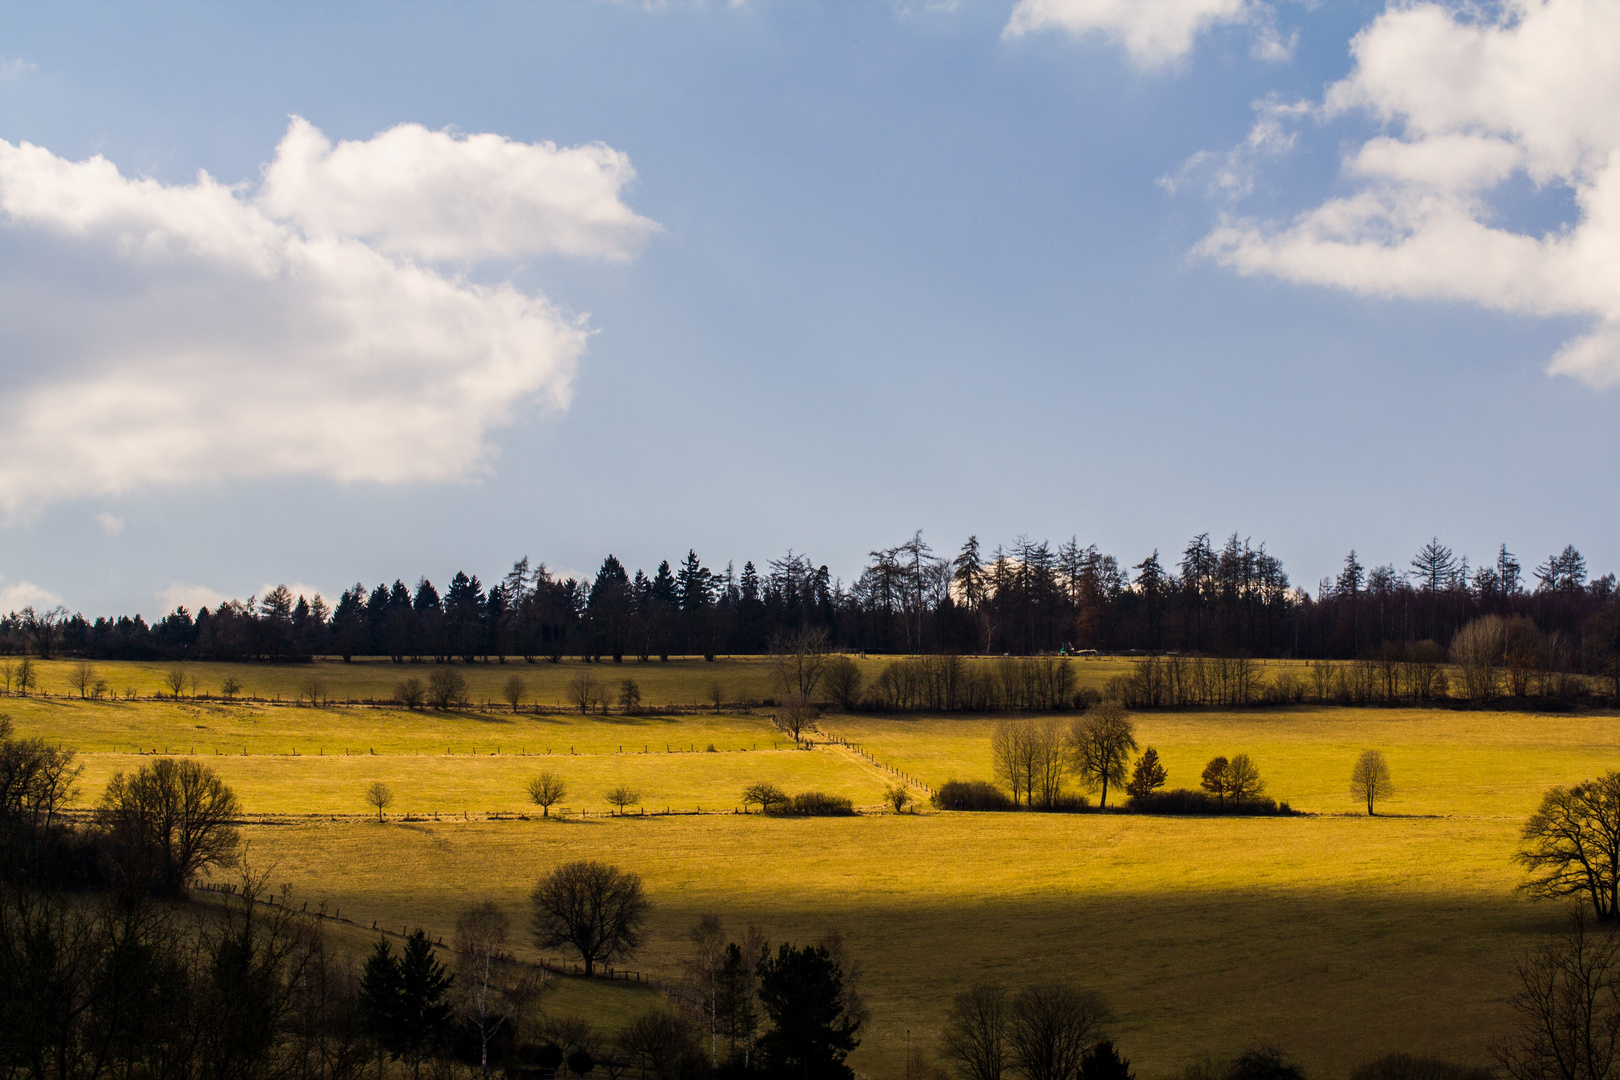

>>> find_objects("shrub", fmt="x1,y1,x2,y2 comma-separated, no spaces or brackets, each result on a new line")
1128,788,1288,816
1226,1046,1305,1080
1350,1054,1493,1080
768,791,855,817
932,780,1015,811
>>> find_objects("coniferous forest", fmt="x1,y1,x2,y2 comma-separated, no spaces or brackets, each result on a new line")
7,533,1617,677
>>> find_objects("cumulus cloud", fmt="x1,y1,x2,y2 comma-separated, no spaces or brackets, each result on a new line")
156,582,230,614
0,576,61,613
1005,0,1260,67
1194,0,1620,386
0,118,657,517
258,117,658,262
94,511,124,536
1161,95,1311,198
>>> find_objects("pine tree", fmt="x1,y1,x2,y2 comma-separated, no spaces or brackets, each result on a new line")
396,929,454,1080
756,943,860,1080
360,939,403,1076
1125,747,1167,800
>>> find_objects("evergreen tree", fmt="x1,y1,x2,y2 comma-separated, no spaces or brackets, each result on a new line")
756,943,860,1080
396,929,454,1079
331,585,367,663
360,939,403,1074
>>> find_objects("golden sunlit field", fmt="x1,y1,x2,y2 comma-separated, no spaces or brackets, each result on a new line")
9,656,1618,1078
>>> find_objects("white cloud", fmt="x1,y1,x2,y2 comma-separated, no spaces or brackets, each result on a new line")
157,582,230,614
1160,95,1310,198
0,59,35,82
1194,0,1620,386
257,117,658,262
1005,0,1259,68
94,511,124,536
0,118,657,518
0,576,61,613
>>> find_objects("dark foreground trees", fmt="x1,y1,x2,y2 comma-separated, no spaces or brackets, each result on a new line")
1494,911,1620,1079
940,979,1115,1080
0,862,366,1080
756,942,861,1080
530,860,650,975
360,930,455,1080
1519,772,1620,922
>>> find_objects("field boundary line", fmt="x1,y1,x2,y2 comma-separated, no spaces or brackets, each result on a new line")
815,726,933,797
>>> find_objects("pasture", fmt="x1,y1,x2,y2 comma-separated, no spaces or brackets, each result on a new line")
6,653,1142,710
8,657,1618,1078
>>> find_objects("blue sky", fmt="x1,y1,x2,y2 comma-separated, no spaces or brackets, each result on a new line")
0,0,1614,616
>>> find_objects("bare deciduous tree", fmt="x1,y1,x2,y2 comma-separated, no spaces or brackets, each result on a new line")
1452,615,1507,701
886,785,912,814
101,758,241,896
72,661,98,700
367,781,394,821
1004,982,1112,1080
569,670,601,715
13,657,34,698
165,668,187,699
529,860,650,975
1493,911,1620,1079
774,695,816,747
1519,772,1620,921
300,674,327,707
939,980,1006,1080
1351,750,1394,816
606,786,641,816
742,780,788,814
680,914,728,1068
1066,703,1138,809
502,674,528,714
1226,753,1265,804
768,626,831,701
821,656,864,711
427,668,468,710
220,675,243,701
395,676,425,710
618,678,642,712
456,900,541,1080
528,771,567,817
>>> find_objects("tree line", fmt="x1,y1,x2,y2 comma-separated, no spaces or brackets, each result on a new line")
5,533,1617,669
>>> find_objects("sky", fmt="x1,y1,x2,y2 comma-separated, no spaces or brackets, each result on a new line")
1,0,1616,617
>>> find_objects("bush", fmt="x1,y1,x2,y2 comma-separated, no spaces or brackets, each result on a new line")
932,780,1015,811
1128,788,1289,816
767,791,855,817
1350,1054,1493,1080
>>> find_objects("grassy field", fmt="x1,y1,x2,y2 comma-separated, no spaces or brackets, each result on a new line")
11,654,1143,708
7,658,1616,1078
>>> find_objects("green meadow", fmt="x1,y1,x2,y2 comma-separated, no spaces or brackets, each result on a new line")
8,657,1616,1077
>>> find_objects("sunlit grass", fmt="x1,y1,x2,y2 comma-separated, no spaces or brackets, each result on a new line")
14,676,1618,1076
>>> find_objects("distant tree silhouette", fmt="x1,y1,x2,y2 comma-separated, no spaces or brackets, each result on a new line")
530,861,649,975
